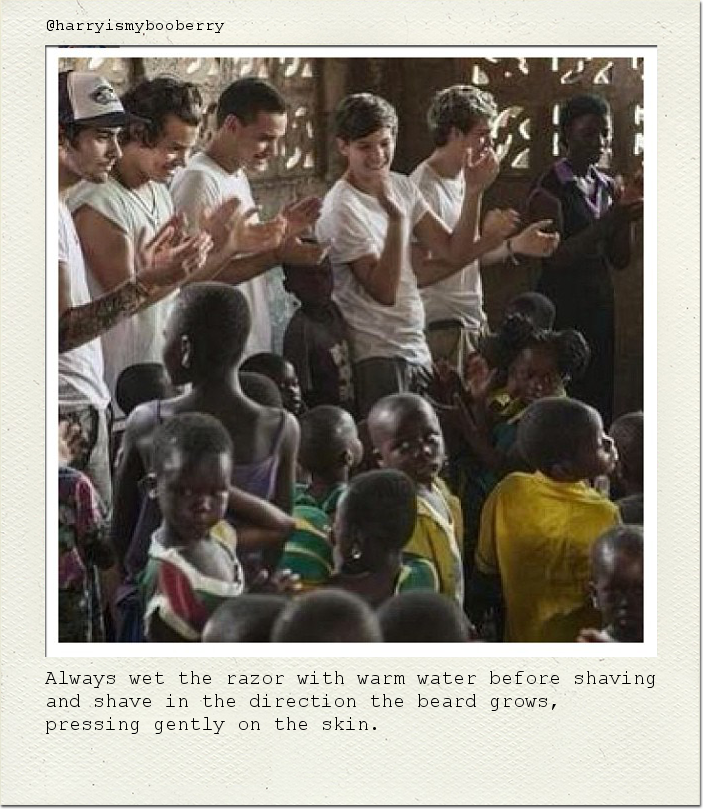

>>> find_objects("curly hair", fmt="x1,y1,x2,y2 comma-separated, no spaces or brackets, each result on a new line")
334,93,398,142
427,84,498,147
119,76,203,147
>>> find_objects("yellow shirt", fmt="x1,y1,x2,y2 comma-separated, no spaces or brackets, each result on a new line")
405,479,464,604
476,471,619,642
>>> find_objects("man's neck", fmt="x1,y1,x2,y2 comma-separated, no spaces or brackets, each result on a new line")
112,152,149,189
427,148,463,180
206,135,242,175
59,161,80,196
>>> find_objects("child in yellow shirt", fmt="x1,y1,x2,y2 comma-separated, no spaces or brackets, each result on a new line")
475,397,619,642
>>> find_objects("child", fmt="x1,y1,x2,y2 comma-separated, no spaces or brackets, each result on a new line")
474,397,620,642
202,594,287,642
276,405,363,589
578,525,643,643
140,412,245,642
271,589,383,643
112,363,175,467
609,411,644,524
59,420,114,642
328,469,439,607
502,291,556,331
453,315,591,573
239,371,284,409
240,352,305,416
112,283,298,575
379,592,473,643
282,253,355,414
316,92,517,418
368,393,464,604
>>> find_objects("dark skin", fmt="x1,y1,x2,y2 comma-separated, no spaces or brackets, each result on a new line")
581,547,643,642
528,112,643,271
111,326,298,572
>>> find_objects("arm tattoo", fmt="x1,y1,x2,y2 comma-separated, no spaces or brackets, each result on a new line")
59,280,149,353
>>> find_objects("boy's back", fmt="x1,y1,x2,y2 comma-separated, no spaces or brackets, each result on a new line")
476,471,619,642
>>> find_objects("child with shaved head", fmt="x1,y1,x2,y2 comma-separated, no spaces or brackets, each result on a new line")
578,525,643,643
271,589,382,642
368,393,464,604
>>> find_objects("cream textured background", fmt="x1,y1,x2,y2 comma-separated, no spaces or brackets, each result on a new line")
0,1,699,805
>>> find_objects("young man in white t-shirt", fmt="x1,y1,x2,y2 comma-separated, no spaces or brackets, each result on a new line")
411,85,559,372
316,92,518,418
58,71,211,504
171,77,324,358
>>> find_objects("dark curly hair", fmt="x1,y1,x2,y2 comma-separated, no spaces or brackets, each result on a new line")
481,313,590,385
119,76,203,147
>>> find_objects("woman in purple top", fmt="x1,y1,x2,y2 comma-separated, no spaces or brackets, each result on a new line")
527,94,642,424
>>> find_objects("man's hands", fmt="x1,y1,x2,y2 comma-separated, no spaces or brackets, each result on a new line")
464,146,500,192
281,196,323,239
201,196,287,258
134,214,212,293
483,208,520,241
511,219,561,258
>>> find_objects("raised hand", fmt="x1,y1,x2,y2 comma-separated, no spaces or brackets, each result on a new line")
281,195,323,239
135,217,213,292
201,196,287,257
464,352,496,402
511,219,561,258
375,181,403,221
483,208,520,241
464,146,500,192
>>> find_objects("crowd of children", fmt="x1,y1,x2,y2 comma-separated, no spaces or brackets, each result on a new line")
58,70,645,644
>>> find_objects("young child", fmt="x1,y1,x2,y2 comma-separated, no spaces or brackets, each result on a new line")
453,315,591,573
368,393,464,604
282,253,355,414
202,594,287,642
316,92,517,418
240,352,305,416
502,291,556,331
578,524,644,643
271,589,383,643
379,592,473,643
277,405,363,590
59,420,114,642
609,411,644,524
140,412,245,642
113,283,298,576
112,363,175,467
474,397,620,642
239,371,284,409
328,469,439,607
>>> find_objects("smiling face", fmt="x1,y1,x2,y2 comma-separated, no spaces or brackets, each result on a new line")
506,345,563,405
156,449,231,544
60,125,122,184
451,116,494,163
135,114,199,183
227,110,287,172
338,127,396,188
374,401,445,488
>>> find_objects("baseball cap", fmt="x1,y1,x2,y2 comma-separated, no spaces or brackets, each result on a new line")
59,70,148,128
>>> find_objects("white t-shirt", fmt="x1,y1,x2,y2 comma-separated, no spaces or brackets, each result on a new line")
68,177,176,416
170,152,272,358
410,161,487,330
58,201,110,410
316,172,432,366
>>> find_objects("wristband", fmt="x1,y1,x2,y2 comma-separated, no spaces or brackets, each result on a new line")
506,238,520,266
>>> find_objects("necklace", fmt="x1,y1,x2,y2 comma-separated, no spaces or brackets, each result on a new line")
113,169,161,228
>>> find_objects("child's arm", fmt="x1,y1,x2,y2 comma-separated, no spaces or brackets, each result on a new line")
346,182,405,306
229,486,295,535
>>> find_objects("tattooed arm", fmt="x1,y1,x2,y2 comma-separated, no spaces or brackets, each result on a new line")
58,259,149,353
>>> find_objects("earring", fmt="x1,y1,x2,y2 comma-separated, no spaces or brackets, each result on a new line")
350,543,362,561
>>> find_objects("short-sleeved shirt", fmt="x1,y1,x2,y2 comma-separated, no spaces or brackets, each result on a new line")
476,471,620,642
171,152,272,358
315,173,432,366
58,201,110,410
405,478,464,604
68,178,176,415
283,305,354,412
410,161,487,330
